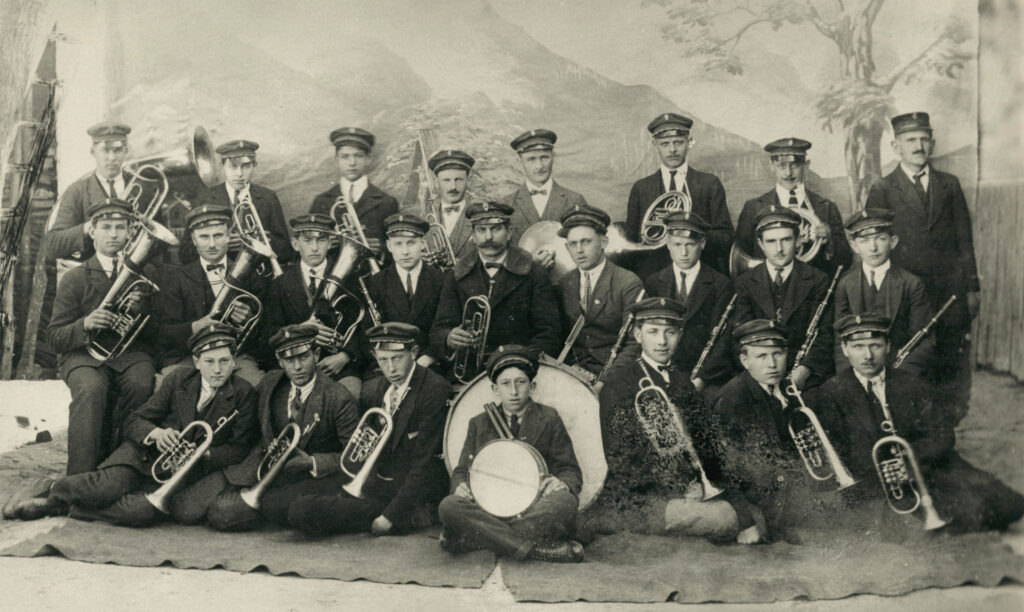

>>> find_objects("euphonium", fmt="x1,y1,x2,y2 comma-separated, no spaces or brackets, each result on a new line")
306,234,372,350
639,189,692,247
872,402,948,530
633,374,723,500
87,217,180,361
329,195,381,274
206,243,265,348
340,408,394,499
232,190,283,277
784,382,857,489
728,206,827,277
144,420,215,513
240,422,302,510
422,211,456,272
452,295,491,384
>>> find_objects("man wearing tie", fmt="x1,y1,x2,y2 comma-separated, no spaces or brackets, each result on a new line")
180,139,293,267
155,205,263,386
44,122,133,279
624,113,734,280
427,149,478,261
865,112,980,422
734,138,850,276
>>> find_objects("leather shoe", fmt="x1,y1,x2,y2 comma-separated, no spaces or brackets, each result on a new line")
11,497,64,521
2,477,56,519
527,540,584,563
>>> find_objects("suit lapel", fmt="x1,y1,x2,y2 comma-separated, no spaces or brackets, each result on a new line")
682,266,713,324
188,259,218,307
387,266,412,319
516,400,545,444
849,267,865,314
652,265,676,300
488,267,526,308
750,266,778,320
178,372,203,426
926,169,946,228
285,265,312,313
545,182,571,222
516,186,541,227
841,370,880,441
444,203,474,256
882,267,904,322
564,269,582,318
893,169,928,217
408,265,436,320
296,375,326,445
388,366,424,452
781,263,814,324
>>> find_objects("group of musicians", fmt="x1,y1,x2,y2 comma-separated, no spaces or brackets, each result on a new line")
2,110,1021,565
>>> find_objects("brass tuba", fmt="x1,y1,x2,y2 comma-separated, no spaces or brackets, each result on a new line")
206,239,267,349
422,211,456,272
240,422,302,510
87,217,179,361
144,420,215,513
729,205,827,277
784,382,857,489
340,408,394,499
452,295,491,384
633,374,724,500
306,234,373,350
639,189,692,247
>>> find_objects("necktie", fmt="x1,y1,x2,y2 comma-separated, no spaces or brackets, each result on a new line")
773,268,785,320
865,268,878,304
582,271,592,312
308,272,318,298
347,183,355,207
288,392,303,422
406,271,415,305
196,387,215,415
109,258,119,280
774,267,785,287
529,188,548,196
107,179,117,199
913,171,928,208
668,170,677,192
767,384,787,409
483,262,501,278
509,414,520,437
657,364,672,381
866,380,886,424
788,189,798,207
206,263,225,272
678,270,688,302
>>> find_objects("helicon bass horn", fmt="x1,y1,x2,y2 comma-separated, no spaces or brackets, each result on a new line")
784,382,857,489
633,374,723,500
728,206,826,277
306,234,373,350
87,217,180,361
144,421,214,513
452,295,491,384
340,408,393,499
240,422,302,510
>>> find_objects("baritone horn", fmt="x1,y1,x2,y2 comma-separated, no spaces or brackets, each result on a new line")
423,212,456,272
206,238,266,348
784,382,857,490
306,234,372,350
87,217,179,361
340,408,394,499
233,191,283,277
872,403,948,530
452,295,490,383
144,421,215,513
240,422,302,510
728,206,827,277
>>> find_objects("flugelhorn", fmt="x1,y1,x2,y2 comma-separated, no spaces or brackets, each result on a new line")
233,190,283,277
423,211,456,272
452,295,491,384
872,400,948,530
728,206,828,278
240,422,302,510
639,188,692,247
784,382,857,489
633,374,723,500
306,234,372,350
144,420,215,513
87,217,179,361
340,408,393,499
206,240,266,348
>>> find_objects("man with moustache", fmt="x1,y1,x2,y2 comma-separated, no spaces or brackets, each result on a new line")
865,112,980,421
625,113,734,280
734,138,850,276
180,139,293,267
427,149,478,261
287,322,452,536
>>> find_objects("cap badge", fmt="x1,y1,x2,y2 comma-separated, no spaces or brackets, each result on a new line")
855,315,862,324
482,202,490,211
530,129,537,137
787,138,794,146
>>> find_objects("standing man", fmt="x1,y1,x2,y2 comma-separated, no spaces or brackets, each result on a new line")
644,211,734,394
180,139,293,267
310,127,399,260
554,204,643,376
288,322,452,535
625,113,733,280
363,214,448,373
733,206,834,390
431,201,562,374
44,122,132,277
427,149,477,261
866,112,980,420
734,138,850,276
47,199,157,475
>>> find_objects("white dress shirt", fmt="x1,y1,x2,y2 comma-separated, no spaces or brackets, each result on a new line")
769,261,794,284
225,182,251,206
201,256,229,291
383,364,417,416
94,252,119,277
96,172,126,198
775,183,810,210
853,369,887,409
759,381,790,410
398,260,424,295
578,258,606,306
300,260,329,293
862,259,891,291
480,253,508,278
441,200,465,235
641,352,672,383
196,379,217,415
900,163,930,191
340,175,369,204
672,260,701,299
288,376,317,418
526,178,553,218
660,163,689,194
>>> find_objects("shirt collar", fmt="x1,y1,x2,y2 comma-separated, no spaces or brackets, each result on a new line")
660,163,688,189
862,258,891,280
388,364,417,394
94,171,124,190
769,260,794,281
301,260,328,278
226,182,250,200
202,255,229,269
900,162,929,181
526,177,553,193
581,257,606,282
672,259,701,279
397,259,423,279
640,351,671,381
340,174,368,193
290,375,317,403
775,183,807,205
94,252,118,272
853,368,886,391
479,252,507,271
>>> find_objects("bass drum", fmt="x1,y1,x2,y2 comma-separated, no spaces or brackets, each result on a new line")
443,361,607,511
469,439,547,518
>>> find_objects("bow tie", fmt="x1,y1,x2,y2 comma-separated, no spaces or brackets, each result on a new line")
443,205,462,214
529,188,548,196
483,262,502,271
206,263,225,272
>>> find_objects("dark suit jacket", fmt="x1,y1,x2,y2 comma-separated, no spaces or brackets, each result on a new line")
100,367,257,474
309,182,399,252
645,263,734,383
734,188,852,275
504,180,589,242
364,263,448,364
359,365,452,527
429,200,476,262
451,399,582,497
866,166,978,331
556,261,643,373
44,171,128,262
179,183,294,266
223,370,360,486
431,245,562,361
733,260,834,383
624,167,734,278
833,265,934,375
47,254,157,376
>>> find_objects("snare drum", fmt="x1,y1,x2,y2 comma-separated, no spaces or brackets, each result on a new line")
469,439,548,518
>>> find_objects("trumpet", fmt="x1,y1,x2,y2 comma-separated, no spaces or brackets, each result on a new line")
233,190,283,277
784,382,857,489
87,217,179,361
634,374,723,500
872,401,948,530
206,241,265,348
639,189,692,247
240,422,302,510
144,420,215,513
306,234,372,350
422,211,456,272
452,295,491,384
341,408,394,499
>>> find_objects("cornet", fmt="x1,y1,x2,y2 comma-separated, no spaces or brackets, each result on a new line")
452,295,491,384
240,422,302,510
784,382,857,490
340,408,393,499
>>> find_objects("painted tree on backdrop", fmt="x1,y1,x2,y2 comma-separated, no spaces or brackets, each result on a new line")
645,0,972,207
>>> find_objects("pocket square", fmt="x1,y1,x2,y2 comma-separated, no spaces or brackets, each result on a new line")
407,431,419,439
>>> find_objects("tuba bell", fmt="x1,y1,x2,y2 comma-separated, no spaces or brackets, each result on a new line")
240,422,302,510
728,205,827,277
340,408,394,499
87,217,179,361
452,295,491,384
639,189,692,247
144,420,215,513
518,220,660,283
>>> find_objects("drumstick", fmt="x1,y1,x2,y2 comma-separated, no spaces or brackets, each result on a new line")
557,312,586,364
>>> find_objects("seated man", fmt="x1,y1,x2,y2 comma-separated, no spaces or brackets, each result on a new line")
591,297,748,540
438,345,584,563
812,313,1023,534
203,323,360,531
5,324,257,525
288,322,452,535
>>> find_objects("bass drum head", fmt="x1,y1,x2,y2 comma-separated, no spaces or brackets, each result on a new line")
444,362,607,511
469,440,545,518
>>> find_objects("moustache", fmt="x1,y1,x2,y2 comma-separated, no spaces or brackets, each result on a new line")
912,150,925,156
446,189,460,195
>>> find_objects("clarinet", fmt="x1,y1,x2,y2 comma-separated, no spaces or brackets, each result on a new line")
690,294,737,382
596,290,646,382
893,295,956,369
789,265,843,376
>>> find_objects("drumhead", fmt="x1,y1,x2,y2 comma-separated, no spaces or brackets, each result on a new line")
443,361,607,511
469,440,545,518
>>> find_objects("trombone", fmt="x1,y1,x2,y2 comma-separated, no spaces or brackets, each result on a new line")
452,295,491,383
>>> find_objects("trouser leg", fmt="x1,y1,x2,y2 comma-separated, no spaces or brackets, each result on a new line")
260,473,347,527
112,359,155,443
64,366,113,475
169,470,231,525
288,491,383,535
50,465,142,510
505,489,578,547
